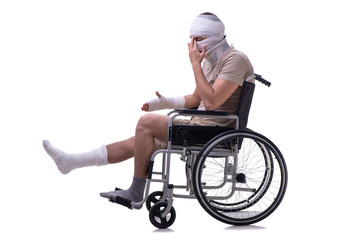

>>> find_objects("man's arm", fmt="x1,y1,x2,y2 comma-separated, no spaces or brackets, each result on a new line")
188,38,239,111
184,89,201,109
141,90,200,112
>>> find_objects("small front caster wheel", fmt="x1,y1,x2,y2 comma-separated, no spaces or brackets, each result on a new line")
146,191,163,211
149,202,176,229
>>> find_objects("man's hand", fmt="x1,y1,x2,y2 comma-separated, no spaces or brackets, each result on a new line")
141,92,185,112
141,91,162,111
188,37,206,67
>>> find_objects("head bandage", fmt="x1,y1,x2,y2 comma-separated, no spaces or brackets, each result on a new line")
190,13,229,65
189,14,225,52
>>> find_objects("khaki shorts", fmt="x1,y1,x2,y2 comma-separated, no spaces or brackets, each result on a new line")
172,117,216,126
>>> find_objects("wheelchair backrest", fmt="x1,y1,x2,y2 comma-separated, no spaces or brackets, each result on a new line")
236,81,255,130
237,74,271,129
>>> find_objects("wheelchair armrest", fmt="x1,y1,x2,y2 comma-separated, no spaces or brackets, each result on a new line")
171,109,228,116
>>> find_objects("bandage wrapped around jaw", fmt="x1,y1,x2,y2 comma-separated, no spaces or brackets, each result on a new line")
189,14,225,52
147,95,186,112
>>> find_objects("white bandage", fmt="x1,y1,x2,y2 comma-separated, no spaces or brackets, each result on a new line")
147,95,186,112
189,14,225,52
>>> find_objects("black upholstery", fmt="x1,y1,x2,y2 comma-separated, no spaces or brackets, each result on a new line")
237,81,255,130
170,125,234,146
170,81,256,146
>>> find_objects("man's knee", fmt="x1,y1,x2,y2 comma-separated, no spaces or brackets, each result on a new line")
136,114,168,135
137,113,155,129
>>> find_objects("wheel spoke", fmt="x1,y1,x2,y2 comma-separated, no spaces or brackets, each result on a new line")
193,131,287,225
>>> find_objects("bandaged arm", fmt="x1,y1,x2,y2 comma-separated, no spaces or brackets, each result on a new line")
147,94,186,112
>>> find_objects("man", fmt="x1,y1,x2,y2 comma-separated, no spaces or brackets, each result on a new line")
43,12,254,205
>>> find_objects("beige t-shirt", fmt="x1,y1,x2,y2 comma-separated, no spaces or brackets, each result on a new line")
191,46,254,126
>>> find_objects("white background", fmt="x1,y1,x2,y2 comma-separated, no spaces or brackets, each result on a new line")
1,0,359,239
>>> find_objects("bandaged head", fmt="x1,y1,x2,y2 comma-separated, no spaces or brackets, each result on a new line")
189,13,225,52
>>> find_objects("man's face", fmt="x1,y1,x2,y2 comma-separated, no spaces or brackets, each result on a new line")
190,36,207,52
190,36,207,42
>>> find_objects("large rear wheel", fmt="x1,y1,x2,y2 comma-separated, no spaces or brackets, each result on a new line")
193,130,287,225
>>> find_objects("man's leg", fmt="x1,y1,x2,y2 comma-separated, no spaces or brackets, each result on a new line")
100,113,169,204
44,113,169,204
43,136,136,174
133,113,169,178
106,137,135,164
43,140,109,174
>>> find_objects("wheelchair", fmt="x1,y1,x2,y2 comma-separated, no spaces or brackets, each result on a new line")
110,74,288,229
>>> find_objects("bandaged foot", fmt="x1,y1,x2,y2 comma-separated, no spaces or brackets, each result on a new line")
43,140,108,174
100,178,146,208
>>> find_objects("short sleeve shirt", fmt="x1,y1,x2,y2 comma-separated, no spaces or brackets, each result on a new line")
191,46,254,126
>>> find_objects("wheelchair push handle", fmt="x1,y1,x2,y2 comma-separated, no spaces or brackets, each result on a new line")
254,74,271,87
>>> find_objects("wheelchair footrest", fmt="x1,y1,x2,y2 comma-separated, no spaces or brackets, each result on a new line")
100,187,132,209
110,196,132,209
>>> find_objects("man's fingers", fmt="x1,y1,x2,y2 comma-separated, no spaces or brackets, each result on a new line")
141,103,149,111
192,37,198,50
201,45,206,55
189,37,196,50
155,91,162,98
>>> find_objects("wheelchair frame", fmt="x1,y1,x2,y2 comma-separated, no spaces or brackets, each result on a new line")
110,75,288,229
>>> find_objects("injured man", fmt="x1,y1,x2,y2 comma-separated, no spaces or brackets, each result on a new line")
43,12,254,207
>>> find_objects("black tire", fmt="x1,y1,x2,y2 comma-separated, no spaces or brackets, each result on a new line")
146,191,164,211
149,202,176,229
193,129,287,225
